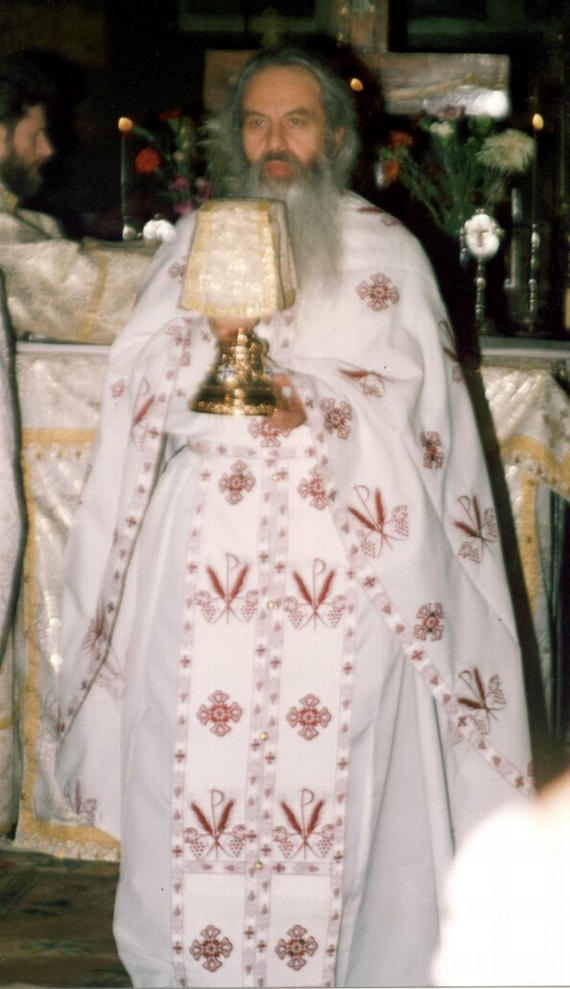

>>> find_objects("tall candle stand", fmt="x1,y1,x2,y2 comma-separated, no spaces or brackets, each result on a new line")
118,116,137,241
527,111,544,328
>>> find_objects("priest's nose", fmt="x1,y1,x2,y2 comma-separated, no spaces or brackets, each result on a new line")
265,122,286,152
38,132,55,162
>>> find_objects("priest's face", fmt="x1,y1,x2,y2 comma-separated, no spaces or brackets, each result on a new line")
241,65,342,186
0,104,54,198
239,63,345,289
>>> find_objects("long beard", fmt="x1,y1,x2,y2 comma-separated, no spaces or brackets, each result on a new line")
0,148,43,199
242,153,343,291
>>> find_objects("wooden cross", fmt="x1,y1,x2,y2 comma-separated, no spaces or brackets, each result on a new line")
203,1,509,119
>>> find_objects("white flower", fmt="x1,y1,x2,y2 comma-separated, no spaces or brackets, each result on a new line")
484,90,510,120
143,218,177,243
430,121,453,139
477,129,535,174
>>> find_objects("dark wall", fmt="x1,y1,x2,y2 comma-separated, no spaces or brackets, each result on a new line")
17,0,566,251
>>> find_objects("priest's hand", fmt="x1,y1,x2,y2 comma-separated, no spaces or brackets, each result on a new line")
272,374,306,434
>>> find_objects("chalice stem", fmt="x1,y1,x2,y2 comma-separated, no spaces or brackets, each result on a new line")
191,326,277,416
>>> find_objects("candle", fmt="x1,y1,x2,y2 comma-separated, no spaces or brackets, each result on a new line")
118,117,135,239
528,112,544,324
508,188,522,290
530,112,543,226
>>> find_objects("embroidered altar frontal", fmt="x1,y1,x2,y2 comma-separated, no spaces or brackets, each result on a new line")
111,414,363,987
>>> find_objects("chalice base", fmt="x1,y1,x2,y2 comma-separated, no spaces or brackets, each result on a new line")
192,383,277,416
190,329,277,416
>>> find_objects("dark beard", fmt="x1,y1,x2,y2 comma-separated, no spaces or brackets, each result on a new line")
0,149,44,199
242,152,343,291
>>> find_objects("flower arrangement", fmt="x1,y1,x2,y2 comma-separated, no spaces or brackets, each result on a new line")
119,109,211,217
377,114,535,239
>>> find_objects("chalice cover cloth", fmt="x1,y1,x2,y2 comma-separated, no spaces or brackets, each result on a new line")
180,198,297,319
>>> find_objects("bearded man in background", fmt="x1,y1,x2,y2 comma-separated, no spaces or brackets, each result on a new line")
0,54,57,233
0,53,58,836
56,49,534,988
0,53,157,839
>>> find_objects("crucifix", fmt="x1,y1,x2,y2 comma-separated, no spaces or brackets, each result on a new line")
203,2,510,120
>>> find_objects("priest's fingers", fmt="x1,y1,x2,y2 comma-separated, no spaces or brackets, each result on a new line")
271,406,307,434
271,375,306,433
272,374,301,407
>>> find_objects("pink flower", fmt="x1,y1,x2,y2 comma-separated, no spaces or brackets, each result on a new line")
170,175,190,192
196,177,213,201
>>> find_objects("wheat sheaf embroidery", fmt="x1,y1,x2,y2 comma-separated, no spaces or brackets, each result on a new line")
348,485,409,557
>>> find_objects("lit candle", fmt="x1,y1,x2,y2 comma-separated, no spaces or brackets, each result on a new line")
528,112,544,324
530,112,543,225
118,117,134,238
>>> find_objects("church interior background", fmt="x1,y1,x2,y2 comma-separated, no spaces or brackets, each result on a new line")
0,1,569,985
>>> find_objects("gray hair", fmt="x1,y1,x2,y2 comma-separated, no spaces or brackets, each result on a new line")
203,48,360,194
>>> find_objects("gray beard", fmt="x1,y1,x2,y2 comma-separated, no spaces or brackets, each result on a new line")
242,154,343,292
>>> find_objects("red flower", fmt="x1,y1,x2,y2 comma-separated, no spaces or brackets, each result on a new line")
381,159,400,184
388,129,413,149
135,147,161,175
158,107,182,120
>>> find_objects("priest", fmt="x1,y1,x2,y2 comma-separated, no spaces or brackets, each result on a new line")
56,48,534,988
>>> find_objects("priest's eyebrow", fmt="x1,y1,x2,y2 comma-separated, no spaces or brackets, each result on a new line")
242,107,314,121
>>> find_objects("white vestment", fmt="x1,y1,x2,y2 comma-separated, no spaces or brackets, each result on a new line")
0,272,24,832
56,193,533,987
0,180,153,835
0,181,154,346
0,276,22,653
0,183,57,665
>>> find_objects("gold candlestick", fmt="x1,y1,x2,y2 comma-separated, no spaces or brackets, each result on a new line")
528,113,543,326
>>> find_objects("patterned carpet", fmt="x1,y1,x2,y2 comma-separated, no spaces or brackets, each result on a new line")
0,846,130,988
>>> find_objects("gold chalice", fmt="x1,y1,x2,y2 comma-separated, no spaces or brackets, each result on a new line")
181,198,296,416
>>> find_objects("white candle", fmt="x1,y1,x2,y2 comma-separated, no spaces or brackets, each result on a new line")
528,113,543,323
118,117,133,229
530,112,543,226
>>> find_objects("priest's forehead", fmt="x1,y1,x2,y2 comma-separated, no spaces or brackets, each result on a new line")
240,64,326,118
